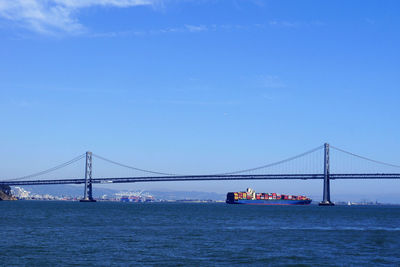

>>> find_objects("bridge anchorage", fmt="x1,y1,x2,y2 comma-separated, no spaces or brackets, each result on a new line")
80,151,96,202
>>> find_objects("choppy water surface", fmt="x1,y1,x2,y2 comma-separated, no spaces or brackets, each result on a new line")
1,202,400,266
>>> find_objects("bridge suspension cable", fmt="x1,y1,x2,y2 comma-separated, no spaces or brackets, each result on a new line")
92,153,180,176
2,153,86,181
214,145,324,175
330,145,400,169
93,145,324,177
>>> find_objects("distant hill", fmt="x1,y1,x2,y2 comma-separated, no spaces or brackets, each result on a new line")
11,185,225,201
148,191,225,201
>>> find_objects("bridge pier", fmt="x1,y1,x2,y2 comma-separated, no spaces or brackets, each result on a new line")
80,151,96,202
319,143,334,206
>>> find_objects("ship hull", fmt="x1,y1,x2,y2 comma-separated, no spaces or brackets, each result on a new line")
226,199,311,205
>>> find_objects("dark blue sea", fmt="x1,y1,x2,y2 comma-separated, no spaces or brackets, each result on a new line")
1,201,400,266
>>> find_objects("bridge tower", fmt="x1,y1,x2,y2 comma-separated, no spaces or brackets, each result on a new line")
319,143,334,206
80,151,96,202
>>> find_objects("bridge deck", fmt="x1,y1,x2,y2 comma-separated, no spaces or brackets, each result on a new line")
1,173,400,186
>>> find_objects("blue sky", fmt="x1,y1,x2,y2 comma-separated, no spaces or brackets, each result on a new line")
0,0,399,200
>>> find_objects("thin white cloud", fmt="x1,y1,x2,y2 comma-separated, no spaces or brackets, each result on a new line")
364,18,375,25
15,99,34,108
90,24,209,37
258,75,286,89
269,20,298,28
184,24,207,32
0,0,156,35
268,20,325,28
148,99,239,106
89,19,325,38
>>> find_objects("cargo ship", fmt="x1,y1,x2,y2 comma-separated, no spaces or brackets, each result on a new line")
226,188,312,205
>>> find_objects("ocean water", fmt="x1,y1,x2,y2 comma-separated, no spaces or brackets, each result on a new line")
1,202,400,266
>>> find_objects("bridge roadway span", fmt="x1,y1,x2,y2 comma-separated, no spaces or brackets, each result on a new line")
1,173,400,186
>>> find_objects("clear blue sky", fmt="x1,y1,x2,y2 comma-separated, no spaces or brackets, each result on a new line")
0,0,399,200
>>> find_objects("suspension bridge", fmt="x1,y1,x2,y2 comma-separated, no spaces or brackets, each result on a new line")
1,143,400,205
